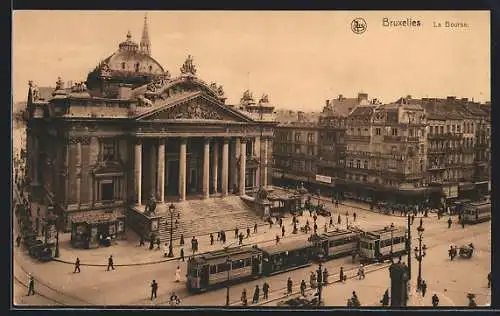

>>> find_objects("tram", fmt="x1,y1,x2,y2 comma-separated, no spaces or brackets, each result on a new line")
313,229,359,260
462,201,491,224
259,239,314,276
358,225,407,263
186,246,262,292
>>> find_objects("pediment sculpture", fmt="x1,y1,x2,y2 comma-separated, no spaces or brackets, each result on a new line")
71,82,87,93
180,54,197,76
166,101,222,120
137,95,154,107
144,193,157,216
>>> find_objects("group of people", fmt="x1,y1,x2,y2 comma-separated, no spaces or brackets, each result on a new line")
240,281,270,305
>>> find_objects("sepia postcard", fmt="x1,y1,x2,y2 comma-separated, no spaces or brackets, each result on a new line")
11,10,491,310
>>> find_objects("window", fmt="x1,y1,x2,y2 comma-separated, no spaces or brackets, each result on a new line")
391,128,398,136
295,133,301,142
102,139,117,161
246,141,253,157
375,128,381,136
440,126,444,134
363,160,368,169
232,259,245,269
451,125,455,133
217,263,230,273
446,125,450,133
357,128,361,135
210,265,217,274
307,133,314,143
134,62,140,72
348,160,353,168
457,125,461,133
356,160,361,168
409,128,414,137
430,126,434,135
121,62,126,70
101,180,114,201
295,145,301,153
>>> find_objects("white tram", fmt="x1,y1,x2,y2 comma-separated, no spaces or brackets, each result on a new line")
315,229,360,260
462,201,491,224
358,226,407,262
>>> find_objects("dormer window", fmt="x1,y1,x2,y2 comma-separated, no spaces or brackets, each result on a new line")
121,62,126,70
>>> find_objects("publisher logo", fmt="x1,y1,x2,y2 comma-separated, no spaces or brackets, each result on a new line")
351,18,367,34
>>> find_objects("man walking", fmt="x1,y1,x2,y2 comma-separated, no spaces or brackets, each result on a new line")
246,227,251,238
487,272,491,288
150,280,158,300
340,267,345,283
27,274,35,296
235,227,239,239
180,247,185,262
281,225,285,237
421,280,427,297
106,255,115,271
447,217,452,229
210,233,214,245
262,281,269,299
300,279,307,296
139,235,145,247
254,223,258,234
287,277,293,295
432,293,439,307
252,285,260,304
73,257,81,273
353,212,357,222
16,235,21,247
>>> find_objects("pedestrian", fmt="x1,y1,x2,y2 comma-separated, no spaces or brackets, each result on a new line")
448,217,452,229
461,219,465,229
467,293,477,307
353,212,357,222
191,236,196,252
180,234,185,246
287,277,293,295
421,280,427,297
324,223,328,233
235,227,239,239
210,233,214,245
335,200,339,208
169,292,180,306
175,266,181,282
150,280,158,300
73,257,81,273
281,226,285,237
329,217,333,227
488,272,491,288
239,233,244,245
279,218,283,228
314,223,318,233
252,285,260,303
163,243,169,257
16,235,21,247
149,237,154,250
262,281,269,299
300,279,307,296
139,235,145,247
351,291,360,307
254,223,258,233
180,247,184,261
241,289,248,306
340,267,345,283
221,231,226,244
217,231,220,241
432,293,439,307
313,214,317,223
269,218,273,229
449,245,454,261
323,267,329,285
106,255,115,271
358,265,365,280
246,227,250,238
194,237,199,252
27,274,35,296
338,214,341,225
275,234,280,244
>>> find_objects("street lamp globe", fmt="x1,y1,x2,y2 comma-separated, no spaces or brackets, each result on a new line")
422,244,427,256
417,225,424,237
414,247,419,257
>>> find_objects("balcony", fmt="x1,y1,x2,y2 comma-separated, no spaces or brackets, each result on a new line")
427,164,446,171
383,135,404,142
428,132,463,140
428,148,446,155
345,135,371,142
406,136,421,142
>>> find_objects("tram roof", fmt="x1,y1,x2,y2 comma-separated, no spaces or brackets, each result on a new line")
361,226,406,240
320,229,359,239
258,238,312,255
189,246,260,264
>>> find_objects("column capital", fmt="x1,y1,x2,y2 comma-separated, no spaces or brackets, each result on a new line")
158,138,165,146
135,138,142,146
204,137,212,143
223,137,230,144
240,137,250,144
180,137,188,145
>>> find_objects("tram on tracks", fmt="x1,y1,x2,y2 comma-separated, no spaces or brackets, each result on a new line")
186,225,407,293
358,225,407,263
462,201,491,224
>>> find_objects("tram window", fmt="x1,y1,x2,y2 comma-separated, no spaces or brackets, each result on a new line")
244,258,252,267
217,263,229,273
232,260,244,269
360,241,372,249
210,265,217,274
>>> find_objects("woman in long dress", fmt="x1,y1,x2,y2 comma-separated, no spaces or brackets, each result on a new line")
175,266,181,282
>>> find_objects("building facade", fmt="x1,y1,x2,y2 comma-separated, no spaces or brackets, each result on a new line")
25,18,276,230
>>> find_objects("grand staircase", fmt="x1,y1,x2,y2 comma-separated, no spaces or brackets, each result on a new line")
155,196,268,243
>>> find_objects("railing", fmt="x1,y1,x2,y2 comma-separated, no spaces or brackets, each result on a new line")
383,135,404,142
345,135,371,142
406,136,420,142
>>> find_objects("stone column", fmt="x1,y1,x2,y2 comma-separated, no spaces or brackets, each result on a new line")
203,138,210,199
212,140,219,193
157,139,165,202
263,137,268,188
239,138,247,196
179,138,187,201
135,139,142,205
75,139,82,207
222,138,229,196
150,143,156,198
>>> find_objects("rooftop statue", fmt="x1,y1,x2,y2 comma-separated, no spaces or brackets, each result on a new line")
55,77,64,90
180,54,197,76
259,94,269,104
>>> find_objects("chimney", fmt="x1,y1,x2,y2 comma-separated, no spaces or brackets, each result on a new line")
358,93,368,102
325,99,330,107
118,84,132,100
297,111,305,122
338,94,343,101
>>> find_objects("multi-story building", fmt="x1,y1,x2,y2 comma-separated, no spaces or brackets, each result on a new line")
24,17,277,236
342,97,428,205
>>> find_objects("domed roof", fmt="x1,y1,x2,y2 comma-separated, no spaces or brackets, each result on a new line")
101,31,165,76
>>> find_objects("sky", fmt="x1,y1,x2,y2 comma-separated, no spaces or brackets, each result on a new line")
12,11,490,111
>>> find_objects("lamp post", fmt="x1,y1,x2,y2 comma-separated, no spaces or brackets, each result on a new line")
316,263,323,306
168,203,175,257
414,224,427,290
54,223,60,258
407,213,412,280
225,256,231,306
317,189,321,207
390,222,394,259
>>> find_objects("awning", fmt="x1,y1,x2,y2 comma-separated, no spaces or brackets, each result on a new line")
459,183,476,191
71,212,120,225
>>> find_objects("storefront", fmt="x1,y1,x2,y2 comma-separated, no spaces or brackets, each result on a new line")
70,212,126,249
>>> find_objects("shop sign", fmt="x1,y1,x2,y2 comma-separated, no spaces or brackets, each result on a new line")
315,174,332,184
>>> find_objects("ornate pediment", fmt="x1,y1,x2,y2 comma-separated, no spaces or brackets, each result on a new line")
140,95,252,122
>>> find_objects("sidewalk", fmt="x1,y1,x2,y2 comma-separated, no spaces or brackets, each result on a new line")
52,211,337,266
